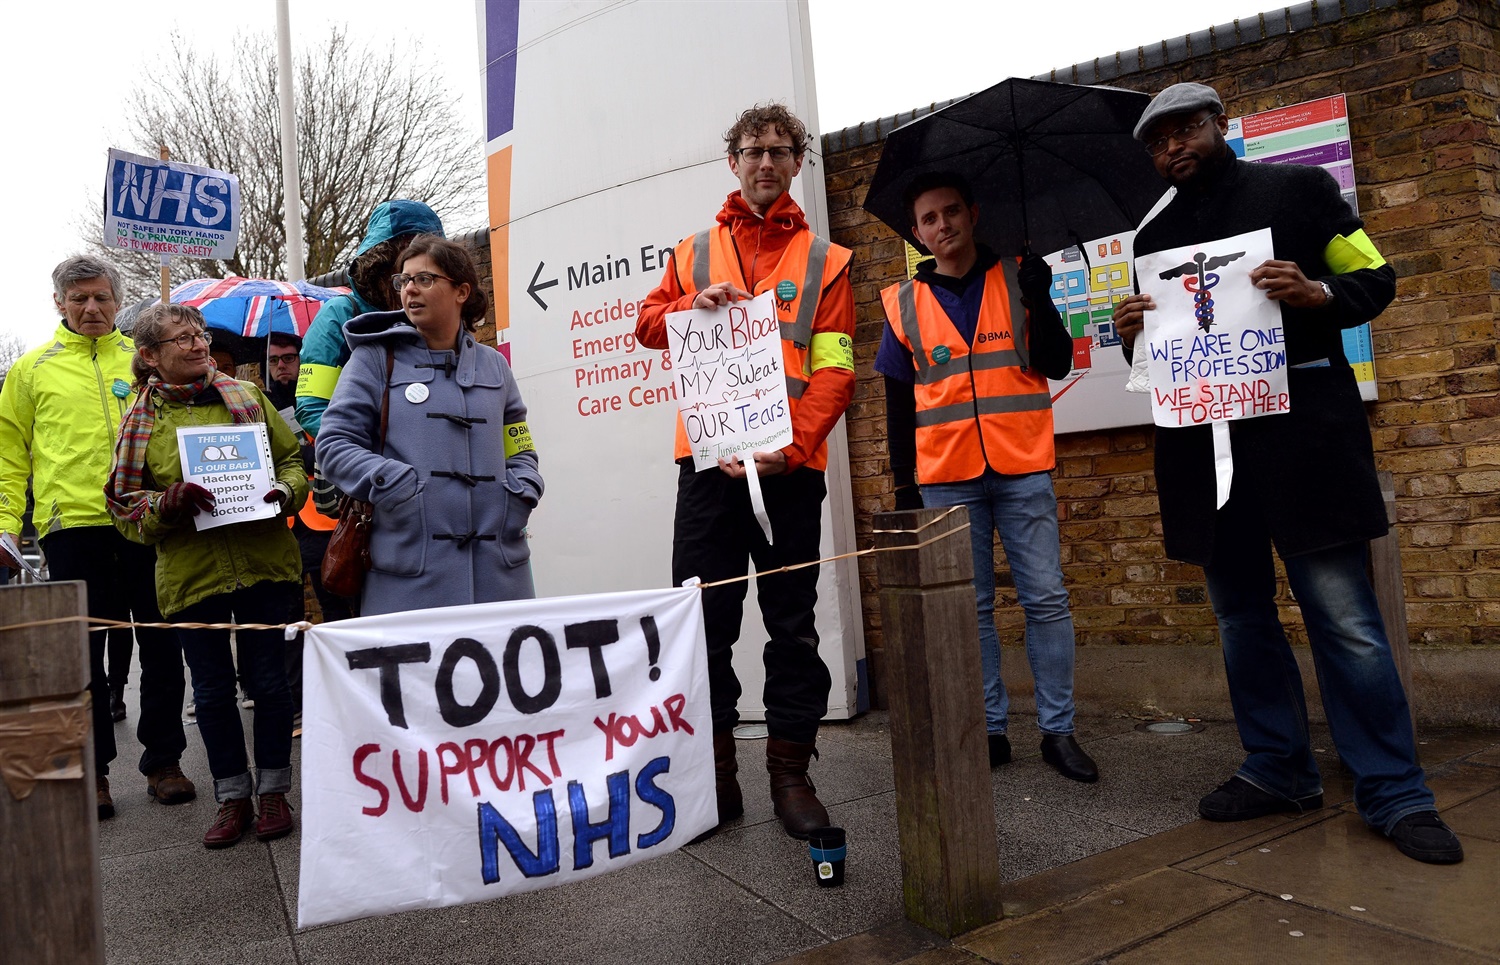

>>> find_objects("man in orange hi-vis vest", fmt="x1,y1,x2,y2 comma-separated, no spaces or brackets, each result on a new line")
636,104,856,842
876,171,1100,785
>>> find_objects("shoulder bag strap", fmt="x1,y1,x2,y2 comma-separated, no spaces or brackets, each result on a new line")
378,345,395,455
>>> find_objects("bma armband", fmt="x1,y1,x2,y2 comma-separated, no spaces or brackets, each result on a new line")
1323,230,1387,274
808,332,855,373
504,421,535,458
296,363,341,401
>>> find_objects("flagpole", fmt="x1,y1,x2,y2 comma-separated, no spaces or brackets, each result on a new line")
276,0,305,284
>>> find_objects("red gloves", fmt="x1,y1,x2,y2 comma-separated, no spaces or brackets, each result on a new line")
158,482,216,523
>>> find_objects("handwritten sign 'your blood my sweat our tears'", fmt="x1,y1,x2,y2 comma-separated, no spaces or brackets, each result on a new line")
666,291,793,471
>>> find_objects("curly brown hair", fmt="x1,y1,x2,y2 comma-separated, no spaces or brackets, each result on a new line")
349,235,417,310
724,103,808,157
400,234,489,331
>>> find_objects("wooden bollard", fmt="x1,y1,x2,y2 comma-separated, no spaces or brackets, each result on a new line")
874,506,1001,937
0,582,104,962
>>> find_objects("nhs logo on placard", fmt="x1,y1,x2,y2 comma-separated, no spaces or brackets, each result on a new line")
104,148,241,260
109,155,234,229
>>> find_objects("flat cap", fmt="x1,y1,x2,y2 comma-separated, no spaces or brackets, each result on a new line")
1133,82,1225,140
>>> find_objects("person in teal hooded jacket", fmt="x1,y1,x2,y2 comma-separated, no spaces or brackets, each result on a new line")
294,200,445,438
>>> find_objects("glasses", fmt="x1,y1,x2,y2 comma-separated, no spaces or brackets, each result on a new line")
1145,114,1219,156
392,271,454,292
268,352,300,365
732,146,796,164
156,330,212,351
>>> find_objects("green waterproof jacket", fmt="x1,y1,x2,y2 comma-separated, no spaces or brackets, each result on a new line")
113,382,308,617
0,322,136,536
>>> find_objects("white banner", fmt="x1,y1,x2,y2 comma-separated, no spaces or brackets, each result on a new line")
103,148,241,260
1135,227,1289,429
297,586,715,928
667,291,793,472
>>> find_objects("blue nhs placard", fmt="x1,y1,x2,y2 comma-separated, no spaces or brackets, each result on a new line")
103,148,241,260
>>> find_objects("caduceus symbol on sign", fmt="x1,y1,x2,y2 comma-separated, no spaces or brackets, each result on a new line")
1158,250,1247,332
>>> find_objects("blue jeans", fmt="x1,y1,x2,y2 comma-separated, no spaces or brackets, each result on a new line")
175,582,298,803
1204,511,1434,832
922,469,1076,735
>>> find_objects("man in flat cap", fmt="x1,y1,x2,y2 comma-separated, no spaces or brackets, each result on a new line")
1112,82,1461,864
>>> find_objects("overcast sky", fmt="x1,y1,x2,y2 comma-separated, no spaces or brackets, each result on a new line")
5,0,1266,346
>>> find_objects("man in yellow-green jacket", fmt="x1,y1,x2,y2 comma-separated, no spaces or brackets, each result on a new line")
0,256,195,818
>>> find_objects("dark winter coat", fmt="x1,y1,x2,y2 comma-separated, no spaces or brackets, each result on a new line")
1130,157,1395,565
317,312,543,614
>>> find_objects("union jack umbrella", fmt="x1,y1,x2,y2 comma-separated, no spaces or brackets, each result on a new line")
163,276,349,338
118,276,352,366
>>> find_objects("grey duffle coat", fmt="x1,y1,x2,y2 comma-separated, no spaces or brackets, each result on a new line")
318,312,543,615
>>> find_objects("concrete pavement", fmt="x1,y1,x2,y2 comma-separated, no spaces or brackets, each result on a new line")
98,666,1499,964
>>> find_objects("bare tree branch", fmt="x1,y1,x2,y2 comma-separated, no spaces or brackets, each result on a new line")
77,28,485,302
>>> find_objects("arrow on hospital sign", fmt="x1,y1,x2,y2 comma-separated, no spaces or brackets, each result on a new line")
528,261,559,309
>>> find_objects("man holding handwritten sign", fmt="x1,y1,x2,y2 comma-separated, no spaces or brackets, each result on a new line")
635,104,855,840
1112,83,1459,864
876,172,1098,784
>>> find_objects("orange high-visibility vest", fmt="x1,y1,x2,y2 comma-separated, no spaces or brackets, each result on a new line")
275,405,337,532
669,224,852,472
880,259,1054,484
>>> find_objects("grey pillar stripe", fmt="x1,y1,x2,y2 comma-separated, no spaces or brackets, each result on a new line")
787,237,830,348
1001,257,1030,369
916,349,1026,385
786,376,808,399
691,231,711,293
913,392,1054,428
897,281,928,378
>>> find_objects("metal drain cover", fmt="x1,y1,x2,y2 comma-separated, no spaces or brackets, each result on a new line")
1135,720,1206,735
733,723,768,740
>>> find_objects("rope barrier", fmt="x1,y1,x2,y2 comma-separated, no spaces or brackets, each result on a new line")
0,615,314,635
697,507,969,588
1,510,969,632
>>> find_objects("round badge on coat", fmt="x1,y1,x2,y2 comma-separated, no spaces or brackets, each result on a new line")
405,383,429,404
931,345,951,364
775,280,798,301
110,378,130,399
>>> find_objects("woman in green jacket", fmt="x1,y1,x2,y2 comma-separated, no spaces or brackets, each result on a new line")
106,304,307,850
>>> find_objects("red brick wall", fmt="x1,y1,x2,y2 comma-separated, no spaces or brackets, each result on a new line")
822,0,1500,708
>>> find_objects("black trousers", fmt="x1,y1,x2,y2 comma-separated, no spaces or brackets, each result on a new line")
671,461,832,744
41,526,188,777
283,523,353,713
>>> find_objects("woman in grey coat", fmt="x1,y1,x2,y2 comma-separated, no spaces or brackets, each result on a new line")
317,234,543,615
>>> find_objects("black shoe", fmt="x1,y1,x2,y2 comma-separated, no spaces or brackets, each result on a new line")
109,689,127,723
1387,811,1464,864
988,734,1011,767
1040,734,1098,783
1198,776,1322,821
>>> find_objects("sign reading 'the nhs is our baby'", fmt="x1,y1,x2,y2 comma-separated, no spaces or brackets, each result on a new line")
103,148,241,260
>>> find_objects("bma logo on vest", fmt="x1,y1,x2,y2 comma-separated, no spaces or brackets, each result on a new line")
976,331,1012,344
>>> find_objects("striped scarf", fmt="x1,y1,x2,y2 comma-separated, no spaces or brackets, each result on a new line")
106,368,264,527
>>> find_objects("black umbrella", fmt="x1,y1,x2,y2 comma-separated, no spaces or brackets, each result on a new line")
863,78,1167,257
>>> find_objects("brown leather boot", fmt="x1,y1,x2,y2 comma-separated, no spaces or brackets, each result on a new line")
714,730,744,824
203,798,254,849
96,776,115,820
689,731,745,844
766,737,829,839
